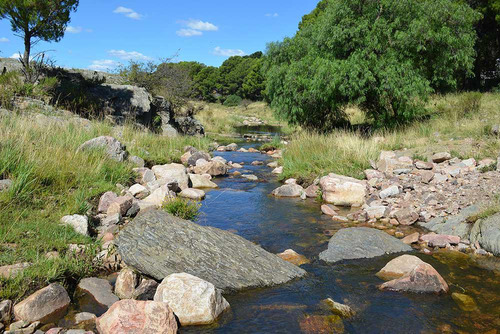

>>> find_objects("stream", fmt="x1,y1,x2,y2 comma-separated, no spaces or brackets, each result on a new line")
183,139,500,333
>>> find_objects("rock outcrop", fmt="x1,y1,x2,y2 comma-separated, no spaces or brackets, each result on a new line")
116,210,306,292
319,227,412,263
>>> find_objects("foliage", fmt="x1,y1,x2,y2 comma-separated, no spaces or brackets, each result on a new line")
223,94,242,107
0,0,79,80
0,71,58,108
162,197,201,221
192,66,220,102
465,0,500,90
265,0,480,130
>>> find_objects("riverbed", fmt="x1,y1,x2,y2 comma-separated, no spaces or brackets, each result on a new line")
184,140,500,333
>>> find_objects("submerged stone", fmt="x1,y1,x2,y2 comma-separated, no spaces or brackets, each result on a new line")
451,293,479,312
319,227,412,263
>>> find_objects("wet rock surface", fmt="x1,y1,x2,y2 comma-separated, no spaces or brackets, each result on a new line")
319,227,412,263
116,210,306,292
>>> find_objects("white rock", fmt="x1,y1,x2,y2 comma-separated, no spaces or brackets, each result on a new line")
272,166,283,174
189,174,218,189
60,215,88,236
152,163,189,190
141,185,173,208
319,173,366,207
379,185,400,199
129,184,149,199
179,188,206,200
153,273,230,326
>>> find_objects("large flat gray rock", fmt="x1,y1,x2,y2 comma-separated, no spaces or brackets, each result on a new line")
319,227,412,263
419,205,480,240
470,213,500,256
116,210,306,292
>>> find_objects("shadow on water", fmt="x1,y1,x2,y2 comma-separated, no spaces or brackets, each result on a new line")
183,141,500,334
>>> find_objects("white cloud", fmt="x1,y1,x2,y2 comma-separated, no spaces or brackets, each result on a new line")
176,29,203,37
113,6,142,20
88,59,119,71
10,53,22,59
265,13,279,17
176,19,218,37
213,47,246,57
66,26,83,33
108,49,152,61
0,37,9,42
185,19,218,31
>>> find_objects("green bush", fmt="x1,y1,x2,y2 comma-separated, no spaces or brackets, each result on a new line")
457,92,482,116
162,197,201,220
264,0,480,130
0,72,20,108
223,95,242,107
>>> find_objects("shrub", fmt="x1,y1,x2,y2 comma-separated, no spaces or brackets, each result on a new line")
223,95,242,107
264,0,480,130
162,197,201,221
457,92,483,116
0,72,20,108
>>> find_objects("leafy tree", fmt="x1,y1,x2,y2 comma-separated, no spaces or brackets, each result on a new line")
0,0,79,68
265,0,480,130
223,94,242,107
192,66,220,101
242,60,265,100
465,0,500,89
298,0,329,30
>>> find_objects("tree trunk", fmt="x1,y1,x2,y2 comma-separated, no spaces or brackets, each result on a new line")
23,33,31,70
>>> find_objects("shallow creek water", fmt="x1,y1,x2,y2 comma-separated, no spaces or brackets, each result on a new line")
181,140,500,334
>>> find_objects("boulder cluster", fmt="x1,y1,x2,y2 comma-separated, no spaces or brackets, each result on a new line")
0,139,308,333
272,149,500,257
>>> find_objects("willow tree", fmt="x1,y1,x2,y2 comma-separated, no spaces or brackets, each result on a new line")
0,0,79,68
264,0,480,130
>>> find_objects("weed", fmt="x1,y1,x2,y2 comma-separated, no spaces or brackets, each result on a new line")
162,197,201,221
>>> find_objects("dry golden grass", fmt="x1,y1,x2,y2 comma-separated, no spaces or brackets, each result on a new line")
194,101,294,135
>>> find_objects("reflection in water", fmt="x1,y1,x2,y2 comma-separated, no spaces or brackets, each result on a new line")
183,142,500,333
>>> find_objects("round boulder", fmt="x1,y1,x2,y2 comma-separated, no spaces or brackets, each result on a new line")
153,273,230,326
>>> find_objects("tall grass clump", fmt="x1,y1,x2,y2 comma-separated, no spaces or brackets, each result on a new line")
281,131,380,183
162,197,201,221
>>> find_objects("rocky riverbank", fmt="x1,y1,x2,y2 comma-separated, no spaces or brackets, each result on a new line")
1,134,499,333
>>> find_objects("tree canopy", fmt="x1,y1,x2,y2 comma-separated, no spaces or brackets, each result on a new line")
264,0,480,130
0,0,79,67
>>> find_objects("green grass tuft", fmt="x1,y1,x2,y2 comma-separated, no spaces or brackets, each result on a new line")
162,197,201,221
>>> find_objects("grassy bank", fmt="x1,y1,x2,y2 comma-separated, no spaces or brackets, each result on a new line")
280,93,500,183
194,101,294,135
0,113,209,301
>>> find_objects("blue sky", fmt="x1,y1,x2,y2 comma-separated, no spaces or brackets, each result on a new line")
0,0,318,71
